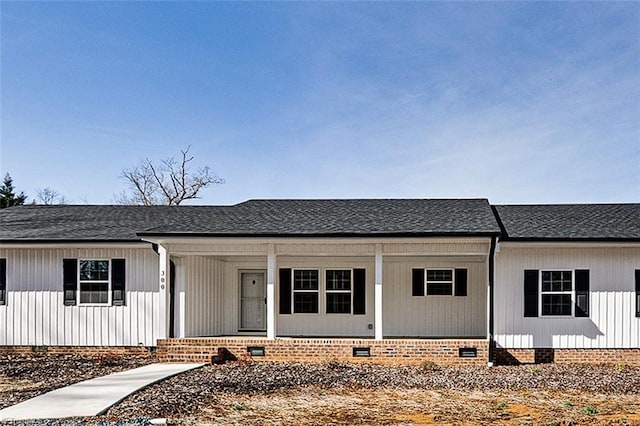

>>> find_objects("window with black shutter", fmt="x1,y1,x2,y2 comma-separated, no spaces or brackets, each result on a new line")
526,269,590,318
111,259,126,306
523,269,539,317
63,259,78,306
353,269,366,315
279,268,292,314
574,270,589,317
635,270,640,318
0,258,6,306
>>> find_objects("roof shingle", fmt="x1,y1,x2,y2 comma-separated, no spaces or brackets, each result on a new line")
0,199,500,242
494,203,640,241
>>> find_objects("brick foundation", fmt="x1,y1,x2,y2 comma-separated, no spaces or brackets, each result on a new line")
494,347,640,366
0,345,155,358
156,337,489,365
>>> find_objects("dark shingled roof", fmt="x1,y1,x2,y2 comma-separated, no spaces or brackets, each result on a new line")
141,199,501,236
494,203,640,241
0,199,500,242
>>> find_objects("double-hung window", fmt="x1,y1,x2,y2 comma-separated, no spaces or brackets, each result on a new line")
524,269,589,318
540,270,573,316
426,269,454,295
412,268,467,297
326,270,351,314
293,270,319,313
79,260,110,305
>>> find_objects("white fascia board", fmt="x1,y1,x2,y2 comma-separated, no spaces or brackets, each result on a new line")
139,236,494,245
499,241,640,249
0,242,152,250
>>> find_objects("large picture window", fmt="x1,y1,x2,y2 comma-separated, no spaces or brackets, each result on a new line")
326,270,351,314
540,271,572,316
293,270,319,313
79,260,110,305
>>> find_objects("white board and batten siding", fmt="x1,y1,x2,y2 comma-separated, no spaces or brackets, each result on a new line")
179,256,226,338
0,247,160,347
494,245,640,349
383,257,487,337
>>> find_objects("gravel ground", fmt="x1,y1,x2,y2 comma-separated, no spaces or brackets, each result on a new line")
108,361,640,419
0,353,156,410
2,355,638,425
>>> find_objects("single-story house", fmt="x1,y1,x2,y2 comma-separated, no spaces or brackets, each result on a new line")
0,199,637,365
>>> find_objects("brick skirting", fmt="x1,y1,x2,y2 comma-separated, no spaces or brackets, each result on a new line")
494,348,640,366
0,345,154,357
156,337,489,365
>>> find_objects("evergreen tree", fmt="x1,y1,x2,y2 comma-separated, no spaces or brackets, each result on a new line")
0,173,27,208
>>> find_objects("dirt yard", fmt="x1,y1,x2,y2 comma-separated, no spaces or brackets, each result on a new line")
1,354,639,425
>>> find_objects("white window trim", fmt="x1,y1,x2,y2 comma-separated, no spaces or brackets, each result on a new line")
325,268,353,315
425,268,455,296
78,259,112,307
292,268,320,314
539,269,574,317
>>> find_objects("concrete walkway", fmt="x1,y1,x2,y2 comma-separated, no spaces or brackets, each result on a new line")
0,363,205,421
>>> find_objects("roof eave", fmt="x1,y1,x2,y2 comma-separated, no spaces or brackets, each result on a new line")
136,231,502,238
500,237,640,243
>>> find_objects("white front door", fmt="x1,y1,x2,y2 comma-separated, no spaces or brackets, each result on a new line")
240,271,266,330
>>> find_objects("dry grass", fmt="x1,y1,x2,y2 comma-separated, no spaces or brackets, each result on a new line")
184,387,640,425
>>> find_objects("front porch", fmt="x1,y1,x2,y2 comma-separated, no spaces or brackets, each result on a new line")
156,337,489,365
155,238,493,339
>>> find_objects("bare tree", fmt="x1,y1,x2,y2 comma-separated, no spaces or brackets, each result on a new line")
36,187,68,205
117,146,224,205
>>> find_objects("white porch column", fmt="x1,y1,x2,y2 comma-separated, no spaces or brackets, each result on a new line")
157,244,170,340
374,243,383,341
266,244,276,340
175,259,186,338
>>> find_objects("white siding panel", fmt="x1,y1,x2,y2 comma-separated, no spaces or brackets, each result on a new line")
494,245,640,349
383,258,487,337
276,257,375,337
183,256,227,337
0,247,159,346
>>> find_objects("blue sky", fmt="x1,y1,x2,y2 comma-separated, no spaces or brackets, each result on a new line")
1,2,638,205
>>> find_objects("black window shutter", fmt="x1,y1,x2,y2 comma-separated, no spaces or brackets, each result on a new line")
454,269,468,296
635,270,640,318
353,268,366,315
0,258,6,305
575,269,589,317
412,268,425,296
524,269,539,317
112,259,126,306
63,259,78,306
279,268,292,314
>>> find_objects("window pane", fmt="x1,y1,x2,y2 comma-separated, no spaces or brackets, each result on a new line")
80,282,108,304
427,283,453,295
426,270,452,281
542,294,572,316
542,271,572,292
294,270,318,290
294,293,318,313
327,293,351,314
79,260,109,281
326,270,351,291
